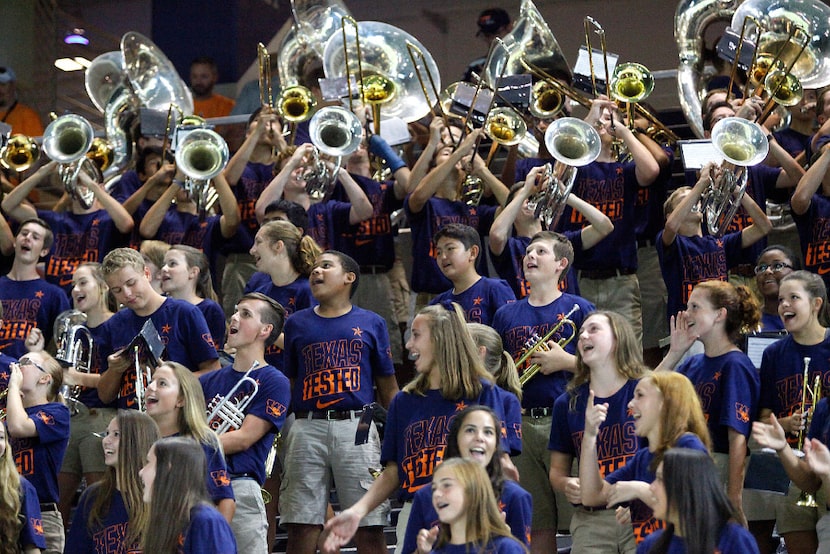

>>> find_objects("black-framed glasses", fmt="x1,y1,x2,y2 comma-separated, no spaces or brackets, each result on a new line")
754,262,793,275
17,357,46,373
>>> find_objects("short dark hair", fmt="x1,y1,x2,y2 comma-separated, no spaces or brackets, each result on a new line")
434,223,481,262
319,250,360,298
190,56,218,73
17,217,54,252
239,292,286,347
263,200,309,231
528,231,574,283
702,100,733,132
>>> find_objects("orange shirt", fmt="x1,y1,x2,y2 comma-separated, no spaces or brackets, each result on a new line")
193,94,235,119
1,102,44,137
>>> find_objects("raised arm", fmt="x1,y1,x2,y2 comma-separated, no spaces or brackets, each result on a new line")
214,172,241,238
335,167,374,224
138,183,178,239
738,184,772,248
254,144,314,222
80,173,134,233
578,390,614,506
489,167,543,256
223,109,279,186
121,162,176,215
568,192,614,249
407,117,446,195
1,161,58,222
791,144,830,215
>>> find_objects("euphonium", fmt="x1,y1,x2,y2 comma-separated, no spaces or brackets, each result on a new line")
796,357,822,507
43,114,98,209
702,117,769,236
305,106,362,199
206,361,261,434
54,310,94,413
527,117,601,228
516,304,580,386
175,127,230,218
0,135,40,172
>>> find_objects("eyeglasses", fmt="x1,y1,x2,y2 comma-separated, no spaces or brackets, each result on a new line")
17,357,46,373
754,262,793,275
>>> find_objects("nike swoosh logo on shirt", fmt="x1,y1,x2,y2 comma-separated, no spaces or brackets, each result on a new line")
316,398,345,410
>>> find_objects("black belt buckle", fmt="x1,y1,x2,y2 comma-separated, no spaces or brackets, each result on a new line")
354,402,387,444
527,407,552,418
40,502,58,512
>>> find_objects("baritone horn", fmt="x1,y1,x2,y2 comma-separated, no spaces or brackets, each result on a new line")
175,127,230,218
527,117,601,228
54,310,93,413
516,304,581,386
305,105,362,199
206,361,261,434
702,116,769,236
43,113,98,209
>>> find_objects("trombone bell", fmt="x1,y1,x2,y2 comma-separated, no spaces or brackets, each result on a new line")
611,62,654,103
0,135,40,172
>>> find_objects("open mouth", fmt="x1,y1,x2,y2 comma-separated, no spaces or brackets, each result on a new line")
467,447,487,461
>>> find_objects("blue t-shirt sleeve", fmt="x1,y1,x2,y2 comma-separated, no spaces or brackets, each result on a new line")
31,403,71,444
402,486,433,554
502,480,532,546
183,504,238,554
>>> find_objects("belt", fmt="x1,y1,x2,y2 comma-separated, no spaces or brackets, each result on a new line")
40,503,58,512
230,472,256,481
359,265,389,275
295,409,364,421
577,504,609,512
525,407,552,418
578,268,636,280
731,264,756,278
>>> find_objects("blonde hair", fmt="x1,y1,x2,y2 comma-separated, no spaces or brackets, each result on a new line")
403,303,493,399
139,241,171,272
159,362,222,451
258,220,322,276
0,426,21,554
74,262,118,314
467,323,521,400
102,247,147,276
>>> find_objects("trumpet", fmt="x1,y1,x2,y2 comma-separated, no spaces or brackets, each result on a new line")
796,357,822,507
206,361,260,434
516,304,580,387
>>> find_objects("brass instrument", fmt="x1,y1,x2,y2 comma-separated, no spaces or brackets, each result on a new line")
529,80,565,120
0,135,40,172
528,117,601,228
276,85,317,123
517,304,581,387
258,42,275,109
54,310,93,414
305,105,363,199
702,116,769,236
0,389,7,422
175,127,230,219
206,361,261,434
42,114,98,209
134,345,152,413
796,357,821,507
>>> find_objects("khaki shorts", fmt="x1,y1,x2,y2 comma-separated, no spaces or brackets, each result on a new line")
59,406,116,475
279,417,389,527
570,507,636,553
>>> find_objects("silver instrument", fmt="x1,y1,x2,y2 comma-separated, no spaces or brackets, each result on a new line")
54,310,93,414
206,361,261,434
175,127,230,218
42,114,98,209
305,105,362,200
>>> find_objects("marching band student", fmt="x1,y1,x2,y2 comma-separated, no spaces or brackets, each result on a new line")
549,311,647,552
138,239,170,295
637,448,759,554
755,245,799,332
414,458,528,554
145,361,235,522
322,302,510,552
656,280,760,527
96,248,219,410
402,405,532,554
0,218,70,357
6,351,70,554
492,230,594,553
429,223,516,325
658,163,772,323
754,270,830,553
160,245,227,350
579,372,711,544
24,262,117,529
200,292,290,554
405,126,508,308
139,437,237,554
65,410,160,554
220,107,284,317
791,142,830,287
2,161,134,297
489,167,614,299
0,422,45,553
281,250,399,554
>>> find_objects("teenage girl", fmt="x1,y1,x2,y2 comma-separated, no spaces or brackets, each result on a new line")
66,410,160,553
160,245,226,349
144,361,235,522
402,405,532,553
754,245,799,332
549,311,648,552
656,280,761,526
139,436,237,553
6,351,70,554
0,422,45,553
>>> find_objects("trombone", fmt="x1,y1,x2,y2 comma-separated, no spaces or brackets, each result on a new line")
0,134,40,172
516,304,580,387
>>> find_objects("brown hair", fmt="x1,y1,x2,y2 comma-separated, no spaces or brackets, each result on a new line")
694,280,761,341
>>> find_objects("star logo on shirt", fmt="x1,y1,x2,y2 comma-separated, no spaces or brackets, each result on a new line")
352,327,363,337
716,239,724,249
713,371,721,381
34,290,44,299
0,371,7,381
616,167,623,175
288,297,296,306
92,219,100,226
455,400,467,412
473,297,483,306
161,324,171,334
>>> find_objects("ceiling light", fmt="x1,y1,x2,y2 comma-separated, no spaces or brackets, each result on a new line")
54,58,85,71
64,28,89,46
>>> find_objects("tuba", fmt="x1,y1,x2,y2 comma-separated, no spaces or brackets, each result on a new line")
702,116,769,236
175,127,230,218
53,310,93,413
305,105,363,200
42,114,98,209
527,118,601,228
206,361,260,434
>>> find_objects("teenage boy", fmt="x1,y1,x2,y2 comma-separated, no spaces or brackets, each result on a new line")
429,223,515,325
2,161,134,297
0,219,69,357
200,292,291,554
96,248,219,409
281,250,398,554
492,231,594,554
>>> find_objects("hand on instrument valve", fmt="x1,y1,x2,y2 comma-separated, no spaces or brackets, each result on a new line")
528,339,571,375
751,413,789,452
584,95,618,130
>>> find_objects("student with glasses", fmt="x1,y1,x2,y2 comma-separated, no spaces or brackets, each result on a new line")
754,245,800,332
5,351,70,554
